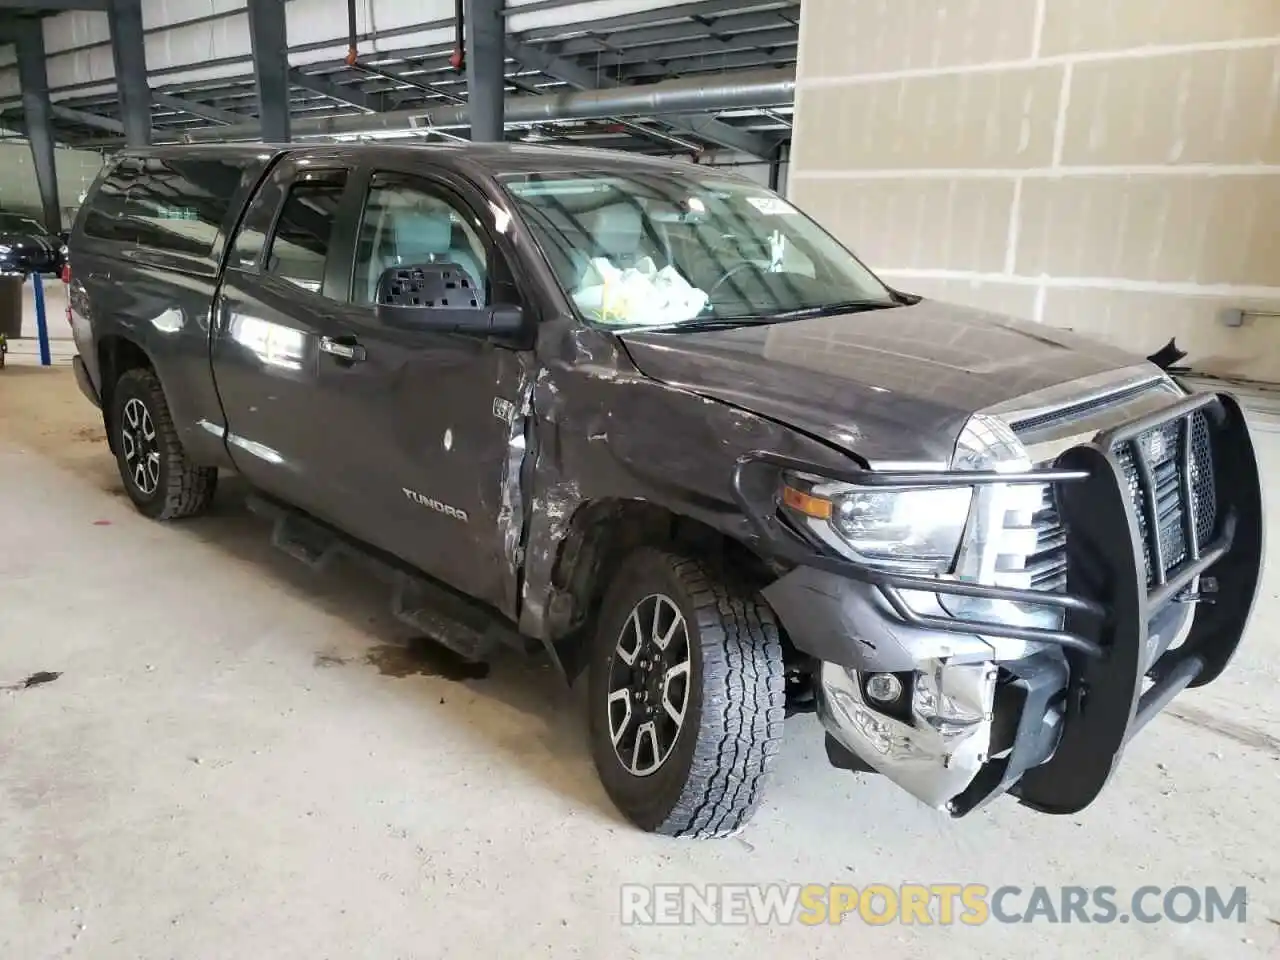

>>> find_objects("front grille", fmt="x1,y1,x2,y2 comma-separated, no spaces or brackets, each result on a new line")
1189,412,1217,545
1010,376,1177,598
1027,485,1068,593
1113,410,1217,586
1019,409,1216,595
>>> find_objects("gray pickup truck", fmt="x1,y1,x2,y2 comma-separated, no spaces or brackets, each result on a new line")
68,143,1263,838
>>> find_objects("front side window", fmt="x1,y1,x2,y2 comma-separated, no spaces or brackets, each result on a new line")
350,174,487,305
264,172,348,294
498,170,894,329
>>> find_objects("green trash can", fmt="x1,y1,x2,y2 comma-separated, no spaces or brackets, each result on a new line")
0,276,23,340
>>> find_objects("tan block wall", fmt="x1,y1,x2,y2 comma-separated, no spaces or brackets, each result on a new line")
789,0,1280,383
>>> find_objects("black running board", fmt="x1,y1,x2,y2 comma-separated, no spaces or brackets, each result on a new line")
246,493,537,663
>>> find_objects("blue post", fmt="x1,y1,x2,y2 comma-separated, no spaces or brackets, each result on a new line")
32,271,51,367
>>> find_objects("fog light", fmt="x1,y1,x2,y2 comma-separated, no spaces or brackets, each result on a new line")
865,673,903,703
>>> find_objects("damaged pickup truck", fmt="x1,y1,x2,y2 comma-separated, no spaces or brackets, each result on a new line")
68,143,1263,838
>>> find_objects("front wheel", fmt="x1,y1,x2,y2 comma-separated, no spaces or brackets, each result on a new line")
587,548,785,838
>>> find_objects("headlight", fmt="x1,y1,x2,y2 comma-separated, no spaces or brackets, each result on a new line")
945,414,1063,631
782,477,972,573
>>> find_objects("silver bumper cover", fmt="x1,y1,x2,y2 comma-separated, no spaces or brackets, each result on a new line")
817,659,997,811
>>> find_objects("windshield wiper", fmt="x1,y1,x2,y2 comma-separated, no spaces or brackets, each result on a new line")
766,299,900,320
614,299,902,334
665,316,782,331
704,299,901,325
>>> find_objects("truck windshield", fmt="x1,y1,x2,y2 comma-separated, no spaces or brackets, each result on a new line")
498,169,895,329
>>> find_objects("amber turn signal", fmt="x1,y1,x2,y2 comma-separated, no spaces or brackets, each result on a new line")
781,485,832,520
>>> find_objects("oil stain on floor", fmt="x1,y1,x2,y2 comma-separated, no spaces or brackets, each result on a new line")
363,636,491,682
2,671,61,691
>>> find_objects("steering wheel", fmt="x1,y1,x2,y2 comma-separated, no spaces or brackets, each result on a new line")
706,260,763,299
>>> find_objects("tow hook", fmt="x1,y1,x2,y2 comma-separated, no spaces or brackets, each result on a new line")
1176,576,1218,605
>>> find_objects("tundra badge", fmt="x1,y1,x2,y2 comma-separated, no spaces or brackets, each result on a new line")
402,487,469,522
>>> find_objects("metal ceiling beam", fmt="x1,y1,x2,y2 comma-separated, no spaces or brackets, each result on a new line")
289,68,387,112
107,0,151,145
465,0,506,142
572,27,799,68
552,9,797,57
0,111,108,149
165,85,265,111
165,67,796,143
495,0,579,15
152,92,243,125
621,49,796,81
51,104,126,134
510,40,772,158
0,0,107,8
247,0,290,140
350,41,457,66
517,0,796,44
13,17,61,230
346,61,467,105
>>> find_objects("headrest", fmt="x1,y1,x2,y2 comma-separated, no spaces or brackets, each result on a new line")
393,209,453,256
588,203,644,258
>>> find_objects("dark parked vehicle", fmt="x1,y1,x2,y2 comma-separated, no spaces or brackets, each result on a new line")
68,143,1263,837
0,211,67,276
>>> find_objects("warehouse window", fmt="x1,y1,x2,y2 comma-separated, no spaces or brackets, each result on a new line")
82,157,248,257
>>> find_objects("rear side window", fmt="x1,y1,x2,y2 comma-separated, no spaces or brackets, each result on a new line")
83,157,248,257
264,173,348,293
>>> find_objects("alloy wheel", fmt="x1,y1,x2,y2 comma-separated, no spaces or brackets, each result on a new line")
606,593,692,777
121,397,161,496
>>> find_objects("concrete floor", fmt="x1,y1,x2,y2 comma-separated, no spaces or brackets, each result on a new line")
1,368,1277,960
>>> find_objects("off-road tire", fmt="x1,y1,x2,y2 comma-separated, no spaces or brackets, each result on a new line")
588,548,786,838
112,368,217,520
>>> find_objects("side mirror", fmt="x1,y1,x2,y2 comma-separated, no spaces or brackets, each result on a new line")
374,263,525,337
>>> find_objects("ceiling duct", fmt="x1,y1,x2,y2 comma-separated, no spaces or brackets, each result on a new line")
159,67,796,143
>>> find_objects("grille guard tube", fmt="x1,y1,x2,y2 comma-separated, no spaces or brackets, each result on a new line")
1012,390,1262,815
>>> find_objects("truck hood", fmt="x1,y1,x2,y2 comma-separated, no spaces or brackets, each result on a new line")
617,298,1141,463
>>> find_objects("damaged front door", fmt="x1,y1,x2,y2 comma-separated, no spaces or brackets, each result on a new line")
315,167,532,614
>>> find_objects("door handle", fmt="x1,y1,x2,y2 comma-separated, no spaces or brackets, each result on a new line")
319,335,367,363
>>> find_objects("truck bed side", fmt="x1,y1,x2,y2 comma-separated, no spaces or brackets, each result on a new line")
69,148,283,470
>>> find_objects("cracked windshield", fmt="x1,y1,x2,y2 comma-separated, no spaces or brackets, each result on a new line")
499,170,895,328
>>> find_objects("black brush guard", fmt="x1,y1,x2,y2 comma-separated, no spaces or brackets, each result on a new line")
731,390,1263,815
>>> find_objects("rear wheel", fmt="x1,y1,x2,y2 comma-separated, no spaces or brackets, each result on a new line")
587,548,785,838
111,368,217,520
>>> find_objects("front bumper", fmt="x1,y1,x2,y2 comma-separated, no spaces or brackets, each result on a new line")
0,253,58,276
734,390,1263,816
